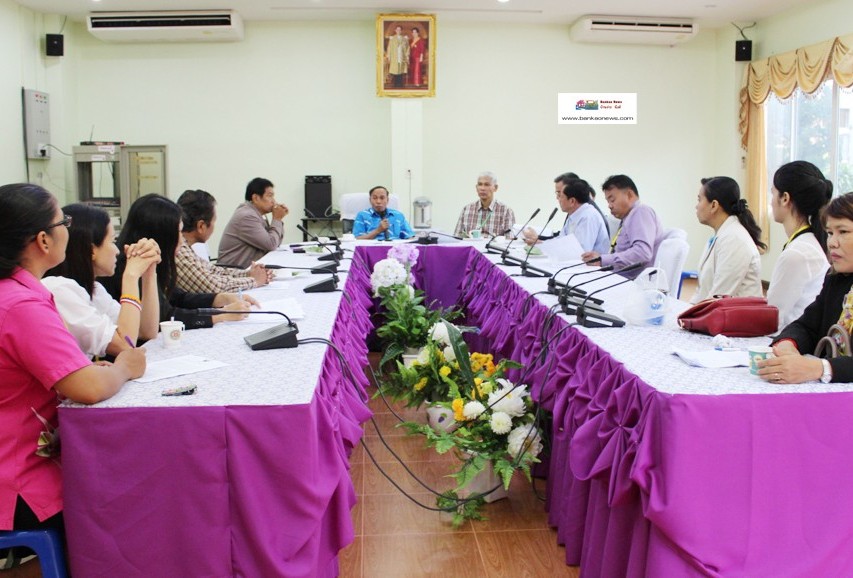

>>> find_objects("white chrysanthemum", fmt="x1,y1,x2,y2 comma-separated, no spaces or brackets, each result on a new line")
487,383,528,418
489,411,513,434
416,347,430,365
429,322,451,346
462,401,486,419
443,345,457,363
507,424,543,459
370,258,408,293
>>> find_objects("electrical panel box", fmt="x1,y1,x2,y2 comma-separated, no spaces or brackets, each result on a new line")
23,89,51,160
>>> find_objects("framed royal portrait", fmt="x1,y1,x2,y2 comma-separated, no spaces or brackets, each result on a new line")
376,14,436,98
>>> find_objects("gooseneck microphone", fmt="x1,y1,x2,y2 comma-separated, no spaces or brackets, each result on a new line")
518,207,559,277
576,274,638,328
547,261,593,295
501,208,540,266
196,309,299,350
261,263,338,274
485,229,512,255
563,265,615,297
295,224,343,262
561,263,642,311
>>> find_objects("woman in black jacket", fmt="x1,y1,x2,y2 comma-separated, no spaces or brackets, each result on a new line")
760,192,853,384
102,194,253,330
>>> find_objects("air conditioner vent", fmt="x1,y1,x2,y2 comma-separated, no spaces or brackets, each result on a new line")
87,11,244,43
571,15,697,45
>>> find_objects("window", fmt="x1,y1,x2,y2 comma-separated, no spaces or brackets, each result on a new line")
766,80,853,194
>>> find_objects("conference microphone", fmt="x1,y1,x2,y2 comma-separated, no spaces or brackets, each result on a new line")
409,230,465,245
518,207,559,277
501,208,541,266
562,263,642,314
261,263,338,274
196,309,299,350
576,276,637,328
485,229,512,255
562,264,615,298
547,261,593,295
295,224,343,262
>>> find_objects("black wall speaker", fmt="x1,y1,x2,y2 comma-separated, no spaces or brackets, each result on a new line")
46,34,64,57
735,40,752,62
304,175,332,218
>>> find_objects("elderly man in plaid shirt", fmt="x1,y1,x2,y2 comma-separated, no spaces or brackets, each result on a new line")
176,189,273,294
453,171,516,238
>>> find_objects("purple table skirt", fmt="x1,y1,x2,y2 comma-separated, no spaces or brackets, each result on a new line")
459,249,853,578
60,261,376,577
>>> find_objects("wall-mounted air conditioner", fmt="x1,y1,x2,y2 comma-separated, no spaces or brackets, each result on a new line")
87,10,244,43
570,15,696,45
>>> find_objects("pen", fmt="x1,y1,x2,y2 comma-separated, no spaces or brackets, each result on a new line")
116,328,135,349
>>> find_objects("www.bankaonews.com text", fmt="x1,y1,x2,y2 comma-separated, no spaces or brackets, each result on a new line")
560,116,635,121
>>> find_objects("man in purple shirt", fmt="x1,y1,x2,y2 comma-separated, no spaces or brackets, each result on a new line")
581,174,664,279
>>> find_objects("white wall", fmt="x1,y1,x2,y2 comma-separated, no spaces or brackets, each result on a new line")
4,0,850,265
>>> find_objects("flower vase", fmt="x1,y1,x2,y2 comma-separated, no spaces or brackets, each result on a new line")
458,459,509,503
401,347,420,368
426,404,458,433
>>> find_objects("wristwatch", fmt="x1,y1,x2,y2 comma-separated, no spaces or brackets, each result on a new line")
820,359,833,384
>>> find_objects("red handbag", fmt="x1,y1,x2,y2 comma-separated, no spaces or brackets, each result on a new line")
677,295,778,337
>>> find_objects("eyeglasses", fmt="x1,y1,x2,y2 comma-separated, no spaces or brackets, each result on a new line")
45,214,73,230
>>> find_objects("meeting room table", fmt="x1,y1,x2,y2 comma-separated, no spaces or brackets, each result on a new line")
60,239,853,577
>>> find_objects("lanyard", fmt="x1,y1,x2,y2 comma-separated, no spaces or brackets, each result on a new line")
783,225,810,250
609,225,622,253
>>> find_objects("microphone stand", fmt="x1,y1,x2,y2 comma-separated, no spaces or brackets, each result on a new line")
484,229,511,255
519,208,559,277
501,208,541,267
197,309,299,350
262,263,338,274
577,278,635,328
296,224,343,262
547,261,591,295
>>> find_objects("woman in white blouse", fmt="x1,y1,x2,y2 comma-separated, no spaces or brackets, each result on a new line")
766,161,832,327
42,204,161,358
691,176,765,303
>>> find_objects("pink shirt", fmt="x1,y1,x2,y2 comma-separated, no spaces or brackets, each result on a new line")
0,268,92,529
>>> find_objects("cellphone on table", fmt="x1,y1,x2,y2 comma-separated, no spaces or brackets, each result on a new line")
161,384,197,397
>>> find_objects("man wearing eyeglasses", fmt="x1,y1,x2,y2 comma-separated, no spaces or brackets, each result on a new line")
217,177,289,269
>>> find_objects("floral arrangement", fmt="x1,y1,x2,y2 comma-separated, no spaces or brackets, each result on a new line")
371,246,459,366
398,321,544,526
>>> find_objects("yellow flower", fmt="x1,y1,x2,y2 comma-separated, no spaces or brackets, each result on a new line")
439,365,452,378
485,360,496,376
414,377,428,391
452,398,465,421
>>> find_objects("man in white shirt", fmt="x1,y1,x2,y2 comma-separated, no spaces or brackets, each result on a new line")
524,178,610,254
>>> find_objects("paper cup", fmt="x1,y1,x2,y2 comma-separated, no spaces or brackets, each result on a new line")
160,321,185,349
748,346,774,375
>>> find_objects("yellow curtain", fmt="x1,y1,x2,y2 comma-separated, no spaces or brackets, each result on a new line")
738,33,853,237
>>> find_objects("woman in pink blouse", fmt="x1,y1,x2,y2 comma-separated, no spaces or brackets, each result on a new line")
0,183,145,575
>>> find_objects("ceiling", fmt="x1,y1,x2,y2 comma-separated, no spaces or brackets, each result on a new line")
14,0,816,30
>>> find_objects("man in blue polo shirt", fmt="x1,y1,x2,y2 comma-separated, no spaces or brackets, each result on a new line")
353,186,414,240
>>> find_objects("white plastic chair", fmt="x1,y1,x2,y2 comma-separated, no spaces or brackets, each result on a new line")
654,237,690,297
339,193,400,233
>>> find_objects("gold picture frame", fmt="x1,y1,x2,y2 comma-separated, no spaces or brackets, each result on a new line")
376,14,436,98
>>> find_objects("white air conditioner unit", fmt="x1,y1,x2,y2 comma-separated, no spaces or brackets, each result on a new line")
87,10,244,43
570,15,696,45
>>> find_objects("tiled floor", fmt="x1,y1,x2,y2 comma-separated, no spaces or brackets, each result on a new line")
339,383,579,578
340,283,701,577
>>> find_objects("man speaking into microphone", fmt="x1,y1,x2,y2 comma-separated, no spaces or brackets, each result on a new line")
353,186,414,240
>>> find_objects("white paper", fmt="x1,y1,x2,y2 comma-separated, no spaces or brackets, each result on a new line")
671,349,749,368
133,355,229,383
540,234,584,262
